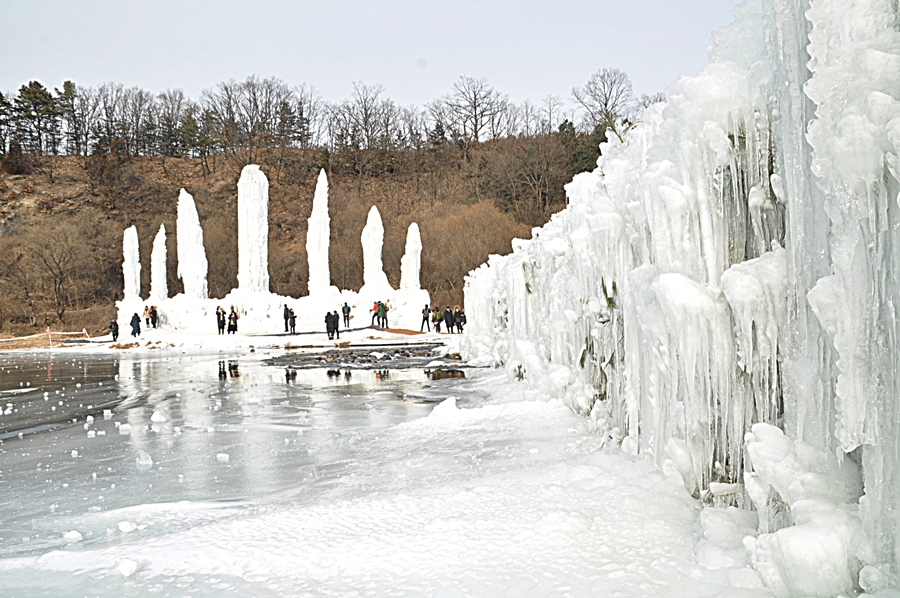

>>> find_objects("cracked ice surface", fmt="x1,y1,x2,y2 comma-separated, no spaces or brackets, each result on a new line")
0,353,766,597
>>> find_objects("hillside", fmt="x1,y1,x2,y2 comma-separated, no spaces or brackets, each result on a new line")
0,146,560,335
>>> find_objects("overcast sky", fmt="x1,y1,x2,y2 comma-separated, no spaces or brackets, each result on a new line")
1,0,738,109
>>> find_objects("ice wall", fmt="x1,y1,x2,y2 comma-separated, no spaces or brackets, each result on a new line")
359,206,394,299
399,223,422,293
307,169,331,296
461,0,900,593
122,226,141,300
176,189,208,299
149,224,167,302
237,164,270,293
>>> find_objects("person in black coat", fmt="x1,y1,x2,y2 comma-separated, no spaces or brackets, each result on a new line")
283,304,290,332
130,313,141,337
443,306,454,333
216,306,226,334
109,320,119,342
325,311,334,339
332,311,341,339
227,309,238,334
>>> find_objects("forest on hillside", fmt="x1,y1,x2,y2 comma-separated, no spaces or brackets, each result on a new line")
0,70,662,334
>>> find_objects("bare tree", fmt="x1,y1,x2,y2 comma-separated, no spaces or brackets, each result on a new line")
438,76,508,148
572,67,635,141
633,92,667,121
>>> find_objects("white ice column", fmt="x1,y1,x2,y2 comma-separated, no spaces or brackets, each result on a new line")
399,222,422,293
122,226,141,300
359,205,393,298
237,164,270,293
176,189,208,299
149,224,168,302
306,169,331,296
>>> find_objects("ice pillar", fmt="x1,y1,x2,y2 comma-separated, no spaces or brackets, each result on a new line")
399,222,422,293
359,205,393,298
176,189,208,299
237,164,270,293
122,226,141,300
149,224,167,302
306,169,331,296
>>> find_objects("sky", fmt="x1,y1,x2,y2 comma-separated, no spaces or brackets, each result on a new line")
0,0,739,110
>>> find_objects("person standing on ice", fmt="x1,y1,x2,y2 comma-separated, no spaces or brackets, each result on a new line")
109,319,119,342
150,306,158,329
433,306,442,333
421,304,430,332
227,308,238,334
130,313,141,337
376,301,386,328
443,306,454,333
289,309,296,334
283,304,290,332
143,306,151,327
216,306,226,334
342,302,351,328
333,311,341,339
325,311,334,339
371,301,378,326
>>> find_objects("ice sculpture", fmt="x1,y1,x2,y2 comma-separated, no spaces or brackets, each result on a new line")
122,226,141,300
399,223,422,293
461,0,900,594
359,206,393,298
237,164,269,293
149,224,167,302
306,169,331,296
176,189,208,299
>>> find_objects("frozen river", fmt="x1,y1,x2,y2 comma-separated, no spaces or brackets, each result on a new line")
0,351,768,597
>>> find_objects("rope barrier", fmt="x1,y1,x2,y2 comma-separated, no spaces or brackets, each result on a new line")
0,329,93,343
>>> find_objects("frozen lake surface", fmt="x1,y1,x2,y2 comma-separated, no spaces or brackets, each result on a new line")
0,352,767,597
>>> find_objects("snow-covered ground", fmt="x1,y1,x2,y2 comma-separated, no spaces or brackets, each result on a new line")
0,346,768,597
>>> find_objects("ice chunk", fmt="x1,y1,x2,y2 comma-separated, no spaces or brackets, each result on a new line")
150,410,166,423
62,530,82,543
216,453,230,462
117,559,140,577
117,521,137,533
135,450,153,470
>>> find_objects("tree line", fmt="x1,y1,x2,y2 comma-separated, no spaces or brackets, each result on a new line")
0,69,662,170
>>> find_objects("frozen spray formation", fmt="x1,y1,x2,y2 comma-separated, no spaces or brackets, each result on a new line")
462,0,900,594
399,222,422,293
176,189,208,299
306,169,331,296
120,168,429,331
122,226,141,300
237,164,270,293
149,224,167,302
359,206,393,299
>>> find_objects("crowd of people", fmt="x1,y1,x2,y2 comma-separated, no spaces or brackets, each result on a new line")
422,305,466,333
109,301,467,342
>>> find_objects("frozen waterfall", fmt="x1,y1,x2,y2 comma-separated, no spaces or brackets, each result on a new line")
461,0,900,594
122,226,140,300
237,164,270,293
307,169,331,296
176,189,208,299
149,224,167,302
399,222,422,293
359,206,393,299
